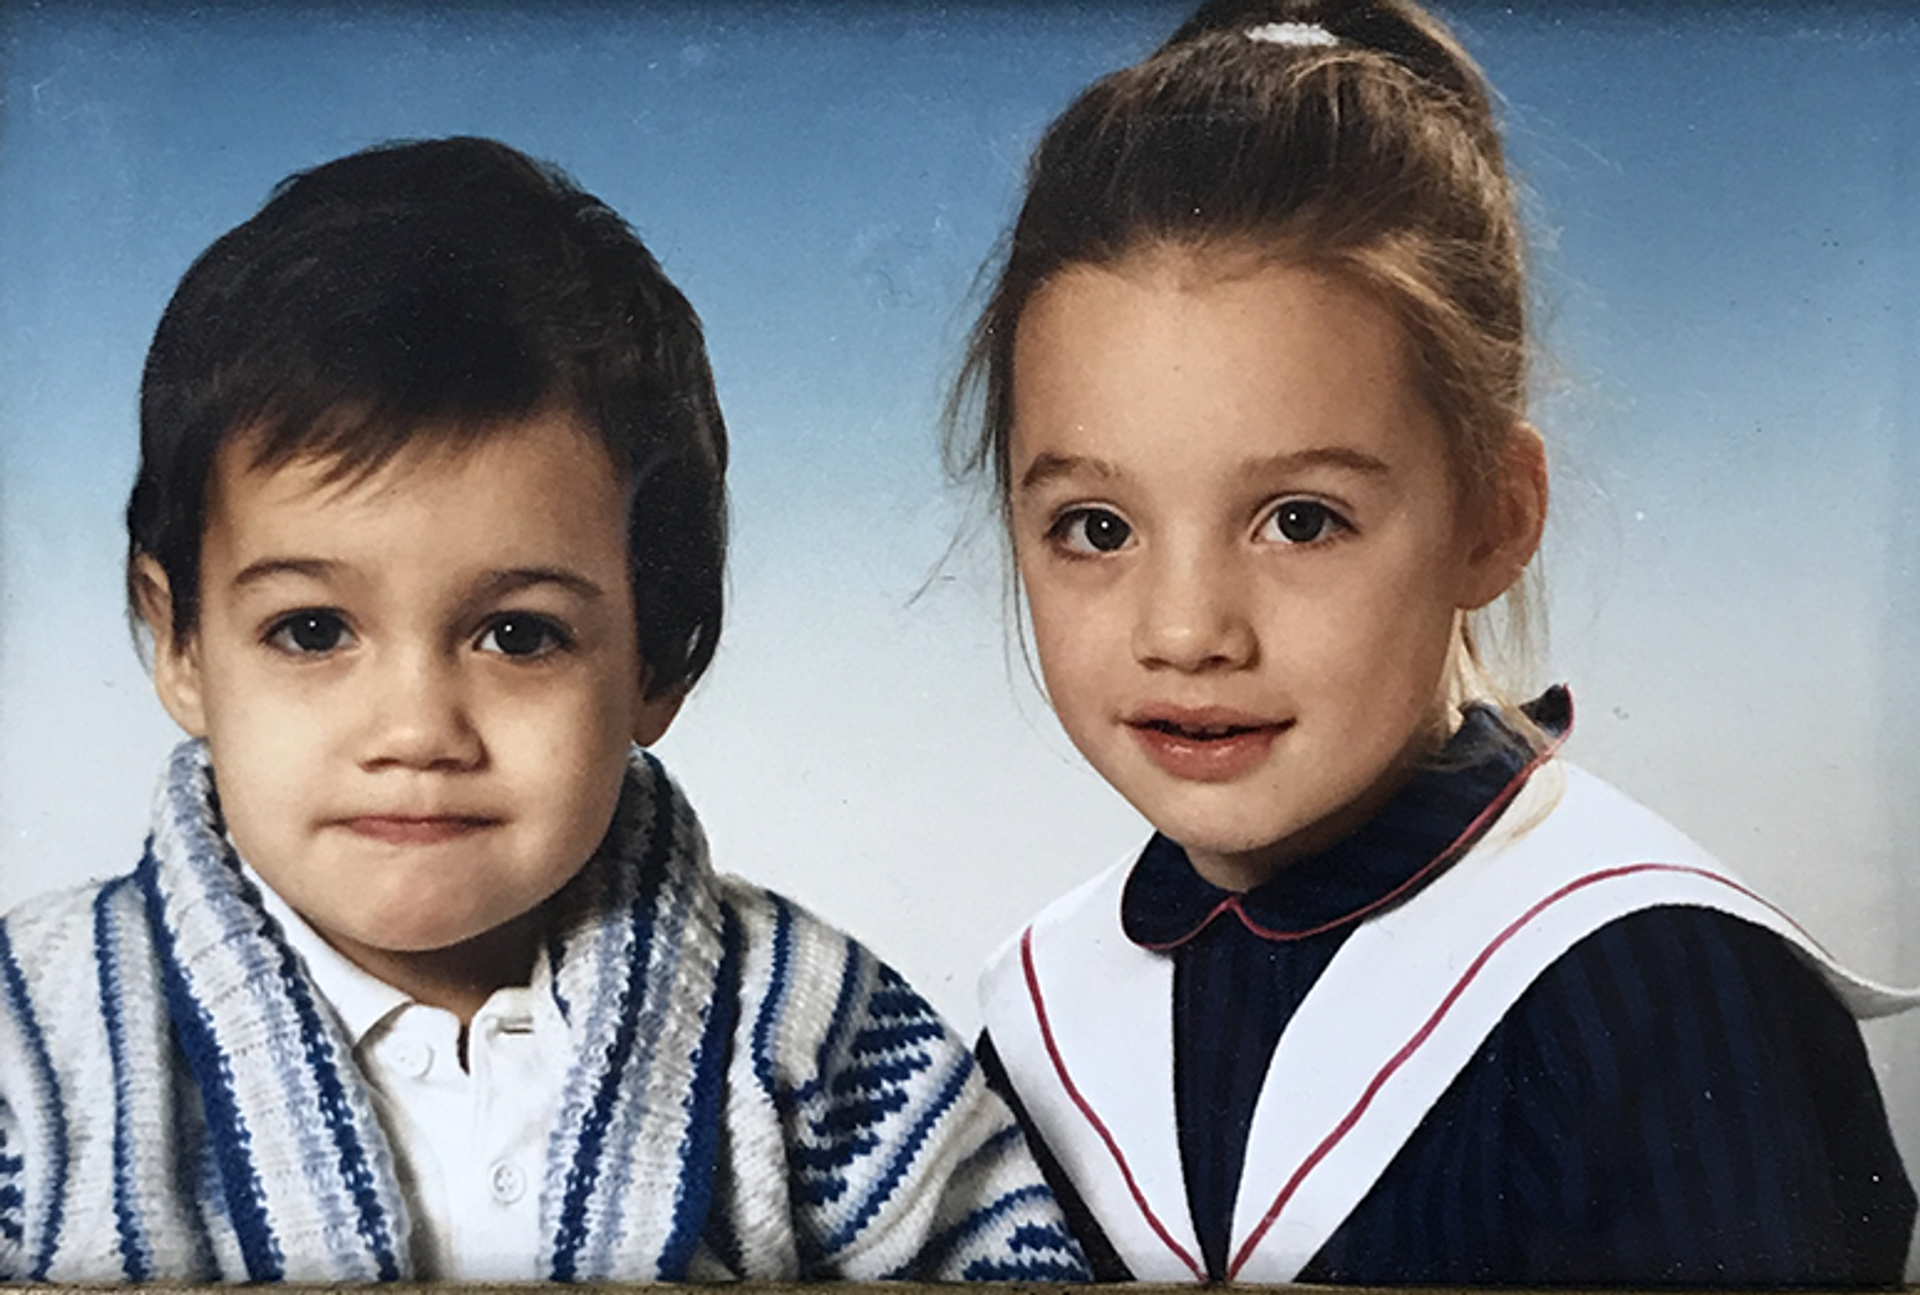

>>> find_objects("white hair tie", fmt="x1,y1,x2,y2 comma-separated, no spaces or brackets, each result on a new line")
1245,20,1339,48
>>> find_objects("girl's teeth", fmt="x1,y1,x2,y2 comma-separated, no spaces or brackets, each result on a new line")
1166,723,1241,739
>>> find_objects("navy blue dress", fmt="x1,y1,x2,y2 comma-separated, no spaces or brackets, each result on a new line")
980,694,1915,1284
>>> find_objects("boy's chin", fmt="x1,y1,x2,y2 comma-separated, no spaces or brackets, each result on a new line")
325,905,549,985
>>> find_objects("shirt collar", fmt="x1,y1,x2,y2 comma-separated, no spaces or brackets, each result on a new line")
1122,687,1571,950
241,858,559,1049
246,860,411,1046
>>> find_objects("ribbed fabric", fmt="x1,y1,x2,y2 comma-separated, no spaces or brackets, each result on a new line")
0,740,1090,1284
1124,703,1532,1276
983,694,1915,1285
1303,907,1913,1284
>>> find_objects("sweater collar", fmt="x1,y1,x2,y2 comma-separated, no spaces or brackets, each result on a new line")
138,740,731,1282
1122,688,1570,951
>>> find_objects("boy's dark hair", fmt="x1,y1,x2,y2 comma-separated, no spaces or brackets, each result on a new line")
128,135,727,698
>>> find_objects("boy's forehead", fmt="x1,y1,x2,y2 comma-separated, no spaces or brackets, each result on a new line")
203,410,631,551
217,405,620,500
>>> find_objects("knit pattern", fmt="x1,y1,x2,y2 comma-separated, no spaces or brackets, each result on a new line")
0,741,1088,1283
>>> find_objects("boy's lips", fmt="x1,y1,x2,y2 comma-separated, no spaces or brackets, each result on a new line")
1125,708,1291,783
334,815,500,845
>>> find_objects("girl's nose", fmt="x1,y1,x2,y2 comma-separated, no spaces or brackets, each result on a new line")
1130,549,1257,672
358,649,485,772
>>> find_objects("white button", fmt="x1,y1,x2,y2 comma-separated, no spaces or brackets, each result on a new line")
386,1037,432,1079
490,1160,527,1204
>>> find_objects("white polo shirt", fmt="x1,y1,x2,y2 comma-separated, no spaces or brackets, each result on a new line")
250,868,570,1280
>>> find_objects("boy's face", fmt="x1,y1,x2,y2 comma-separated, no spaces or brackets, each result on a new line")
143,411,679,993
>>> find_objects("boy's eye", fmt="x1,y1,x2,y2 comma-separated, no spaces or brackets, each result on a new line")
266,610,352,655
1052,507,1133,555
1261,499,1345,545
477,614,571,659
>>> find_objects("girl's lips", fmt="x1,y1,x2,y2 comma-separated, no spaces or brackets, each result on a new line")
1127,715,1290,783
337,815,497,846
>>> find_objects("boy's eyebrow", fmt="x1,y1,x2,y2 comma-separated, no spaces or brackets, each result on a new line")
470,566,610,602
230,557,341,590
230,559,609,602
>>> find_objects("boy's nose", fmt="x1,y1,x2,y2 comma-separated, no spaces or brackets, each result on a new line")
358,650,485,771
1131,548,1257,673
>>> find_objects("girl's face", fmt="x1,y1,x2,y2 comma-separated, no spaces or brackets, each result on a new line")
1008,250,1528,891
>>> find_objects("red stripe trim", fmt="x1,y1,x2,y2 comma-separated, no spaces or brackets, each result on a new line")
1020,928,1205,1280
1136,895,1240,953
1227,861,1799,1279
1139,726,1566,953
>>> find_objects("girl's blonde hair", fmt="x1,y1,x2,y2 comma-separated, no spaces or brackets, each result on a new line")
947,0,1542,729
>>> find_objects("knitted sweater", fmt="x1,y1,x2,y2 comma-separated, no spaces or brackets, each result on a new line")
0,741,1089,1283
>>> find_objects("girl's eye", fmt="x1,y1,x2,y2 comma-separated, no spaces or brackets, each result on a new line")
266,610,352,656
478,614,571,659
1051,507,1134,555
1262,499,1345,545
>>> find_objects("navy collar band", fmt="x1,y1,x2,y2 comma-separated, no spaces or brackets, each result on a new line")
1122,687,1571,951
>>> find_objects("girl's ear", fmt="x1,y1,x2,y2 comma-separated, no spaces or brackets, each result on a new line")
1457,422,1548,611
630,685,685,749
132,556,210,737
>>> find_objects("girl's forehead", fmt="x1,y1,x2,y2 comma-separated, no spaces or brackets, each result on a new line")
1016,257,1419,418
1026,247,1415,364
1006,254,1463,504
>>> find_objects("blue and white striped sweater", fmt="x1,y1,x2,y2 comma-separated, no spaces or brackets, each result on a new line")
0,741,1089,1283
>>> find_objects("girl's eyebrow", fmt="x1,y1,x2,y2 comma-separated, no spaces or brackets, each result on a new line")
1244,446,1393,478
1018,451,1120,492
1017,445,1392,492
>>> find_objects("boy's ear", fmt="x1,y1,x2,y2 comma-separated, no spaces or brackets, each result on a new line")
1457,422,1548,611
631,685,685,749
132,556,210,738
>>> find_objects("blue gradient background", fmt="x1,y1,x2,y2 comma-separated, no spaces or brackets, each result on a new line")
2,2,1916,1256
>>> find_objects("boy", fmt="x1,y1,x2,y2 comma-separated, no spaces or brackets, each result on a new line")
0,137,1088,1284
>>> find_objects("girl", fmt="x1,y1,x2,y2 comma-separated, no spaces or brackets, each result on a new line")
957,0,1918,1284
